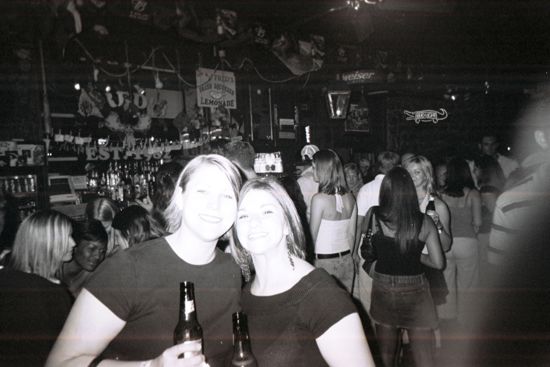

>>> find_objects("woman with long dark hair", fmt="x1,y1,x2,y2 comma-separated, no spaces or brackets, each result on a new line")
439,157,482,324
361,167,444,367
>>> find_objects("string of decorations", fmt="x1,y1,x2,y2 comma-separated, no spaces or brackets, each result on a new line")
70,37,314,88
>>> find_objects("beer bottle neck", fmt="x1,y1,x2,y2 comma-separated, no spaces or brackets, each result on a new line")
179,282,198,322
233,324,253,352
179,298,198,322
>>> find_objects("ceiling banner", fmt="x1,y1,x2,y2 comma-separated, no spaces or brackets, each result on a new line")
196,68,237,109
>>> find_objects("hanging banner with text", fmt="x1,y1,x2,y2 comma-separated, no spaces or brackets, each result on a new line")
196,68,237,109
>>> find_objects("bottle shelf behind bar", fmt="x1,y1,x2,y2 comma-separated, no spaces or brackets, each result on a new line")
86,159,160,204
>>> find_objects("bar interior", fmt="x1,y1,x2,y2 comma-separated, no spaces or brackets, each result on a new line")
1,1,550,366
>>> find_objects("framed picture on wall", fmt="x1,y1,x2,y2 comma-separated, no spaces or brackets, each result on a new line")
345,103,370,133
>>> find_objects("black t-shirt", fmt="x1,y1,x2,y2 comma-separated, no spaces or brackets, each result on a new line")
241,268,356,367
86,237,241,366
0,269,73,367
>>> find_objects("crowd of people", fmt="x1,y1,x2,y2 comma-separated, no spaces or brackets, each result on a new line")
1,91,550,366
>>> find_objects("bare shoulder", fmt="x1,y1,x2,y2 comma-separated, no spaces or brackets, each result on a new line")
434,196,449,211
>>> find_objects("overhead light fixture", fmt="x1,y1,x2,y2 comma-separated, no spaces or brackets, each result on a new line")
326,88,351,119
346,0,382,10
134,84,145,95
74,82,81,91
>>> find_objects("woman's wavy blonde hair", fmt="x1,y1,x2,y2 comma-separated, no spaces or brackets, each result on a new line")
403,155,436,195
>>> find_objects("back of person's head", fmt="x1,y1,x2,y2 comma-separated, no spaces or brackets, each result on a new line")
164,154,243,233
113,205,166,247
152,161,184,212
85,198,119,231
513,88,550,157
232,177,306,281
312,149,349,195
72,219,108,247
222,140,256,170
444,157,476,197
377,151,400,174
403,155,435,193
300,144,320,163
10,210,73,280
473,154,505,190
379,167,422,252
400,152,416,167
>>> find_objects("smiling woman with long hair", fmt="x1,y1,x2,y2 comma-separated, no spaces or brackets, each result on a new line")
232,177,375,367
48,154,243,367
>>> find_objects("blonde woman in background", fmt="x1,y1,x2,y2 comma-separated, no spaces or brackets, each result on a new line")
1,210,75,366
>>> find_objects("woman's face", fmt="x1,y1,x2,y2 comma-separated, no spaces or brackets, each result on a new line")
74,240,107,272
181,165,238,242
406,163,428,189
236,189,287,256
437,164,448,187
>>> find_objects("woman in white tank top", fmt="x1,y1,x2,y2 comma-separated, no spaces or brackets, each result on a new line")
309,149,357,292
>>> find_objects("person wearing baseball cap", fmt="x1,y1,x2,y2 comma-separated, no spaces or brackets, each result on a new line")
297,144,320,221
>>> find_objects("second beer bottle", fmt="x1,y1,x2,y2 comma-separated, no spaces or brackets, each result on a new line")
231,311,258,367
174,281,203,359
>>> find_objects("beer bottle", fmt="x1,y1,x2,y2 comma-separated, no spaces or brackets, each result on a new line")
426,193,436,215
426,194,443,234
174,281,203,359
231,311,258,367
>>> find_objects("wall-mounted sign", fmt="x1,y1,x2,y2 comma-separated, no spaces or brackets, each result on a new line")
196,68,237,109
339,69,383,84
404,109,448,124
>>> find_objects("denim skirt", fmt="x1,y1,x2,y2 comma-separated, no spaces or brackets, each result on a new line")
370,271,438,329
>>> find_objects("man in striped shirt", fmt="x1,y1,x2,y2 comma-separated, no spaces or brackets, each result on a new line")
489,97,550,267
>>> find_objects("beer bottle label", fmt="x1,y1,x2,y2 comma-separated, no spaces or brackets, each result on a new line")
185,300,195,314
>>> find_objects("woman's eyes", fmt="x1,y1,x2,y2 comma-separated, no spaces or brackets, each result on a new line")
237,209,274,219
195,189,234,200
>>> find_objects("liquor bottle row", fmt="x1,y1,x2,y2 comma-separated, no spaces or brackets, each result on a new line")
86,160,161,203
0,175,37,194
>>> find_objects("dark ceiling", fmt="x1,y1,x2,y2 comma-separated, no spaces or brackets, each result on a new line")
3,0,550,87
219,0,550,68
